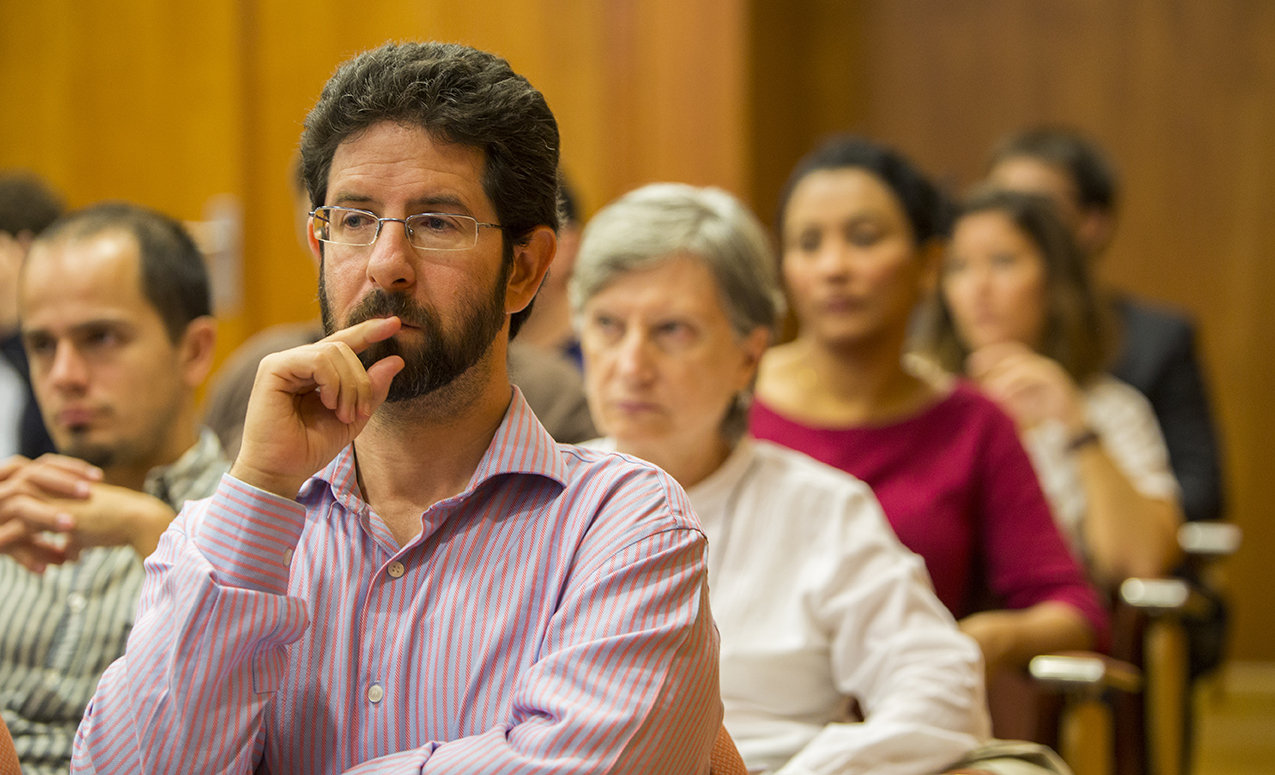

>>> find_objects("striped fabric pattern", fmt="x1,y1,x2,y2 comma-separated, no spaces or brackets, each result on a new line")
0,429,228,775
72,393,721,773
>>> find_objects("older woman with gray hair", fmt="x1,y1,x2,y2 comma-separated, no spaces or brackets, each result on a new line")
572,182,990,775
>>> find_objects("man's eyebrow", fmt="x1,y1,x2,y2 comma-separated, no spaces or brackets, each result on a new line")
328,192,474,215
23,318,133,339
410,194,471,214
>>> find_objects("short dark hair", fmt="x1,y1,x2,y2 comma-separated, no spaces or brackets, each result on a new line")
775,135,951,250
34,202,212,343
0,173,64,237
922,188,1113,381
300,42,560,338
988,126,1118,213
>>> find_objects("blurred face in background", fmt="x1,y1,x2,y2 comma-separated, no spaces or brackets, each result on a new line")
986,156,1082,225
781,168,934,350
20,231,194,470
580,254,765,463
942,209,1048,352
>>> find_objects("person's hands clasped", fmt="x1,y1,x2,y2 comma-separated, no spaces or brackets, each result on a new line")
230,316,405,499
966,341,1087,433
0,453,103,572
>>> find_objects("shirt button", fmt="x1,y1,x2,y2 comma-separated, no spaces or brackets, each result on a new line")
387,561,405,578
283,548,294,566
66,593,87,613
367,683,384,704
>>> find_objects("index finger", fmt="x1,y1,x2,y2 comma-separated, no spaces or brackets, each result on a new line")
318,316,403,355
32,453,105,481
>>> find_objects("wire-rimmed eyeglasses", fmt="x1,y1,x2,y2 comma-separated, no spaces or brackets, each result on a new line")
310,206,503,252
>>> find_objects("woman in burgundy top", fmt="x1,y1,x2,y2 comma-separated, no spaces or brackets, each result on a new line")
751,136,1107,677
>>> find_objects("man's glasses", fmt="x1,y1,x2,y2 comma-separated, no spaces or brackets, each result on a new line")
310,206,503,252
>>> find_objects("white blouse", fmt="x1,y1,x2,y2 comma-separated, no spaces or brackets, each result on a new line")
590,437,990,775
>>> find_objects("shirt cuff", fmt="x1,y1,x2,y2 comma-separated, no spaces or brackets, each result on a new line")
192,473,308,594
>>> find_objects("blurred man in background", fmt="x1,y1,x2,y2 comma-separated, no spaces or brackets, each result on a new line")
0,202,227,775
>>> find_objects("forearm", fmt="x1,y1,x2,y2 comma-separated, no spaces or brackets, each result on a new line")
73,478,310,773
1074,442,1183,583
960,602,1093,675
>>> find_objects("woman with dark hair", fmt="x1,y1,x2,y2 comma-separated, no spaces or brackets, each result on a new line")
921,188,1182,585
750,136,1106,678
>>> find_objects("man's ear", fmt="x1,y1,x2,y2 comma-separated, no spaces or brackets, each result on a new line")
505,226,557,315
177,316,218,388
306,214,324,261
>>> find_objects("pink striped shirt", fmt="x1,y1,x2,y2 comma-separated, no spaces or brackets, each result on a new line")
71,392,721,773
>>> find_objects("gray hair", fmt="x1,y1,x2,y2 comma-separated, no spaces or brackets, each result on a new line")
570,182,783,441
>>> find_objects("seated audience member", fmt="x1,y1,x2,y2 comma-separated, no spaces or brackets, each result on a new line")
74,41,719,773
920,189,1183,585
0,173,62,459
750,136,1107,678
203,169,594,455
985,126,1224,525
573,182,990,774
0,202,228,775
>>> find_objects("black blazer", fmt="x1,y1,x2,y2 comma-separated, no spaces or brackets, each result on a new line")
1109,294,1225,523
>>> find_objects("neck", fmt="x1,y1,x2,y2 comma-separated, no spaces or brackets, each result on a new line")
617,433,732,491
354,348,512,520
789,331,935,425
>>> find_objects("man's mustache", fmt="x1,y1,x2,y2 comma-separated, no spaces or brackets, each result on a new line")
346,291,431,329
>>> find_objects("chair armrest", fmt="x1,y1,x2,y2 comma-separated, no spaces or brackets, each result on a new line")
1177,521,1241,558
1028,652,1143,696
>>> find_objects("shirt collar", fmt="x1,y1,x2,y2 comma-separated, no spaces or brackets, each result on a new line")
142,427,228,507
303,386,568,509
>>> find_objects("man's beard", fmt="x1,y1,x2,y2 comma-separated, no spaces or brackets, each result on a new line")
59,436,116,468
319,270,508,403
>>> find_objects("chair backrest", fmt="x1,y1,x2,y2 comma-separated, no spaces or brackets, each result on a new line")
0,713,21,775
709,724,748,775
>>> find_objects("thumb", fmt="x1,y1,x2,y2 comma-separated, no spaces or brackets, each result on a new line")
365,355,406,411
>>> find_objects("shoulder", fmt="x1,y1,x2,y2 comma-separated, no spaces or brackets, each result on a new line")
1085,374,1156,415
1114,294,1196,350
747,439,876,503
557,443,702,536
925,381,1020,439
718,441,905,566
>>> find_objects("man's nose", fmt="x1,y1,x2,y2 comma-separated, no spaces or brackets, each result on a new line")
366,220,418,291
47,341,89,389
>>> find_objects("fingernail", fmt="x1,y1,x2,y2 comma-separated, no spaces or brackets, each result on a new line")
76,482,92,497
57,513,75,530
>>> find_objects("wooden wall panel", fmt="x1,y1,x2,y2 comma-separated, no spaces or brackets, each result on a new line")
751,0,1275,660
0,0,249,346
0,0,750,364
